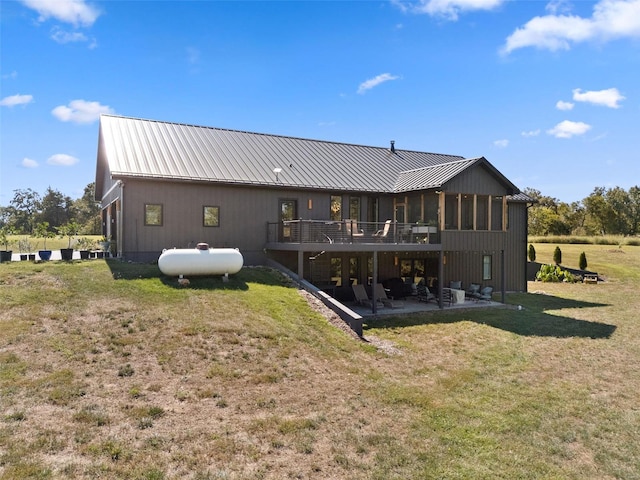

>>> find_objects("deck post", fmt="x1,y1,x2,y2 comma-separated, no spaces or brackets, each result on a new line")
372,251,378,314
298,250,304,280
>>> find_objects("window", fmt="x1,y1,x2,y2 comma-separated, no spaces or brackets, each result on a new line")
461,195,474,230
330,195,342,221
483,255,492,280
476,195,489,230
349,257,359,285
349,197,360,221
424,192,438,226
144,204,163,226
445,194,458,230
330,257,342,286
203,206,219,227
491,196,503,231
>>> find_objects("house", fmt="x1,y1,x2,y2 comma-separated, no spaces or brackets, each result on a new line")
95,114,533,309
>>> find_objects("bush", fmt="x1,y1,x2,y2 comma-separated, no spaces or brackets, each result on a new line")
579,251,587,270
528,244,536,262
553,246,562,265
535,264,577,283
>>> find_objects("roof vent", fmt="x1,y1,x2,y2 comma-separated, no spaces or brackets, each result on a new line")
390,140,395,153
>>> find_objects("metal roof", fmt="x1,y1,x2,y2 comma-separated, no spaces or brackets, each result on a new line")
96,114,520,197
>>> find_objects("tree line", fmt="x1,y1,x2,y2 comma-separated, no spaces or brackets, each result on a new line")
0,184,101,236
525,186,639,237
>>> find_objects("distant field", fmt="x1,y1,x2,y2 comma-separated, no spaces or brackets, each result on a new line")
4,235,103,252
1,244,639,479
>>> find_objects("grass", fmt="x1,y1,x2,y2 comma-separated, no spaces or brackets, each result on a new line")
1,247,640,479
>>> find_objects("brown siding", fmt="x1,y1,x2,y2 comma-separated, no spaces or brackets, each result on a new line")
118,179,399,263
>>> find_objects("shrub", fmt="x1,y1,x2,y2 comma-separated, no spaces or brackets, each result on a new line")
535,264,577,283
528,244,536,262
553,246,562,265
579,251,588,270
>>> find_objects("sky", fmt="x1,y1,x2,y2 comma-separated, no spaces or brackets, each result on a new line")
1,0,639,207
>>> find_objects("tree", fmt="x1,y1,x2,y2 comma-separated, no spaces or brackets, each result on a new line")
7,188,41,234
606,187,631,235
528,244,536,262
553,246,562,265
626,186,640,236
73,182,101,234
38,187,75,229
579,252,587,270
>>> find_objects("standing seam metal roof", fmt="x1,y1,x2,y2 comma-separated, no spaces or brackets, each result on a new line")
97,115,519,196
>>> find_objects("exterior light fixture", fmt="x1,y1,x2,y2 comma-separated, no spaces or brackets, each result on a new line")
273,167,282,181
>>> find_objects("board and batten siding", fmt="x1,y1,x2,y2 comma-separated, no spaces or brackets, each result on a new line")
118,179,388,263
444,164,509,196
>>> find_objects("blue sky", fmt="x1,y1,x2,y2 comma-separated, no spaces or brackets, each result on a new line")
1,0,639,206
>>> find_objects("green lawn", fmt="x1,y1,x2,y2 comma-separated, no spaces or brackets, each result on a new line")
1,244,639,479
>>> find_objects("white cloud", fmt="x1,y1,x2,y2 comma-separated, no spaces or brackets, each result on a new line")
0,94,34,107
357,73,401,94
545,0,573,15
47,154,79,166
493,139,509,148
572,87,625,108
521,129,541,137
547,120,592,138
20,0,101,27
501,0,640,54
51,99,114,124
22,158,39,168
402,0,505,20
556,100,574,110
51,26,88,44
2,71,18,80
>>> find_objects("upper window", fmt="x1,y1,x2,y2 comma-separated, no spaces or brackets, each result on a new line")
144,204,163,226
349,197,361,221
203,206,220,227
330,195,342,221
477,195,489,230
445,194,458,230
491,196,503,231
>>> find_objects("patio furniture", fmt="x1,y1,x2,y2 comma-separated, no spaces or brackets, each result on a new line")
352,284,373,307
344,219,364,238
465,283,481,301
372,220,391,240
416,281,437,303
474,286,493,302
374,283,403,309
447,287,466,304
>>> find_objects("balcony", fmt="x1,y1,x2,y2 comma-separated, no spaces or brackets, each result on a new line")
266,219,440,246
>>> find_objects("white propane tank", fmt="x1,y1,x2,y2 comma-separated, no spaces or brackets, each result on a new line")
158,243,243,277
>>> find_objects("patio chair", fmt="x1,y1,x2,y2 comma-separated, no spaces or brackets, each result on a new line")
449,280,462,290
474,286,493,302
374,283,403,309
465,283,481,301
352,284,373,307
416,280,437,303
372,220,391,240
344,219,364,238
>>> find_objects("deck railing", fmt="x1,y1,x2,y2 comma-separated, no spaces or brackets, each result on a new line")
266,219,440,245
